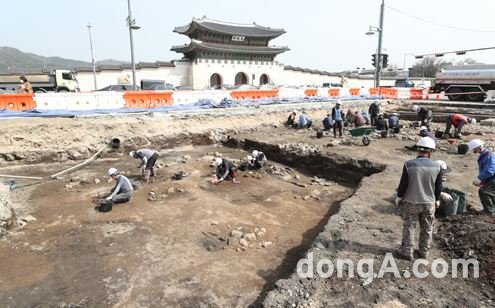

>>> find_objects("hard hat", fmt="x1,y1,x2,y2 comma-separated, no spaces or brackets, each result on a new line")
336,100,342,105
419,126,428,131
412,105,419,112
415,137,436,151
214,157,223,166
392,113,398,116
129,151,136,157
108,168,118,176
468,139,484,151
252,150,259,157
436,160,452,173
470,118,477,124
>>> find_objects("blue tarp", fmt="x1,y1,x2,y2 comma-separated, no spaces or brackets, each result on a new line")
0,95,383,119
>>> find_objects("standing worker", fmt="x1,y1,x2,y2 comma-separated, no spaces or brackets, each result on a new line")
212,157,240,184
368,100,381,126
105,168,134,204
331,100,344,138
395,137,442,260
444,113,476,139
18,76,33,94
412,105,433,129
468,139,495,215
129,149,159,183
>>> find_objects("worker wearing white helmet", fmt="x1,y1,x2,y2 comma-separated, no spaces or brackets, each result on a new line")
412,105,433,129
212,157,239,184
396,137,443,260
105,168,133,204
444,114,476,139
469,139,495,215
249,150,267,169
129,148,159,183
418,126,436,140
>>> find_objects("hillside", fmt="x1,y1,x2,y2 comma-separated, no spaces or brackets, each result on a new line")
0,47,126,71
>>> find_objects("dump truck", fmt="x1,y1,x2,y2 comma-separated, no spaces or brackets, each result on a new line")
430,65,495,102
0,69,80,93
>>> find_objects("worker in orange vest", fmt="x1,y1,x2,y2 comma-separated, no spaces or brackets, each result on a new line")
443,114,476,139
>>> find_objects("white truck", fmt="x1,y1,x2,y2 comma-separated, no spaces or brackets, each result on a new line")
430,65,495,102
0,69,79,93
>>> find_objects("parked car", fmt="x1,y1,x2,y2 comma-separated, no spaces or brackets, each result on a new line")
394,79,415,88
140,79,174,90
96,84,139,91
174,86,194,91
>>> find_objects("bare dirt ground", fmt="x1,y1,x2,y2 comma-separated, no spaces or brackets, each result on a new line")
0,100,494,307
0,145,352,307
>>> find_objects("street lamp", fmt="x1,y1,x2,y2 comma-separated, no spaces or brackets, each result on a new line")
87,23,98,90
126,0,140,90
365,0,385,90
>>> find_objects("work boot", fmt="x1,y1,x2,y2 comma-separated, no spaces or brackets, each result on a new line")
415,249,429,259
396,250,413,261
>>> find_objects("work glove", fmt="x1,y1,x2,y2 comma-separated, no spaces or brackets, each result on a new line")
395,197,403,208
440,192,453,203
473,177,482,186
105,196,112,201
435,200,440,208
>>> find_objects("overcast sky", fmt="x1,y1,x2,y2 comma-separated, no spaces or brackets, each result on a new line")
3,0,495,71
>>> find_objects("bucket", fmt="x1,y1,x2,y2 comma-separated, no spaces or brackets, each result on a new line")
458,144,469,155
239,163,248,171
435,131,444,139
380,130,388,138
393,126,400,134
316,130,324,139
111,138,121,149
99,200,113,212
292,123,299,129
174,171,184,180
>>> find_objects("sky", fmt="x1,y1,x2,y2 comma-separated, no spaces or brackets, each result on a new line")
2,0,495,72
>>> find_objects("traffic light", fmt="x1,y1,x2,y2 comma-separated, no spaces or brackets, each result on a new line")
372,54,377,67
382,54,389,68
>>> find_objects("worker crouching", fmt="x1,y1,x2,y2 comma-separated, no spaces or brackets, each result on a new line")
211,158,240,184
105,168,134,204
248,150,267,170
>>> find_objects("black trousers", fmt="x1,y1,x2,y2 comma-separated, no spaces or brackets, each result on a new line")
333,120,343,137
146,153,159,176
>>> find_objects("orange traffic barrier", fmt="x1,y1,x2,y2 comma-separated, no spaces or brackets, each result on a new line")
230,89,279,100
124,91,173,108
369,88,379,96
349,88,360,96
410,88,423,99
0,94,35,111
379,87,398,99
304,89,318,97
328,88,340,97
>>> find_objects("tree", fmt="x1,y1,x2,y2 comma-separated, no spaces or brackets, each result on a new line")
454,58,484,66
408,57,451,78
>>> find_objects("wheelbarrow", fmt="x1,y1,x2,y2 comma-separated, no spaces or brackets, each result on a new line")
349,126,375,146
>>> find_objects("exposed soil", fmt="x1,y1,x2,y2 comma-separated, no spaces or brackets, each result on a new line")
0,100,494,307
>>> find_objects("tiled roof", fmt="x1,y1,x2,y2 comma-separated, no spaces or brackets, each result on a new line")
171,40,288,55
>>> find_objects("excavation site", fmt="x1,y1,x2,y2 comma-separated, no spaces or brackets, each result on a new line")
0,101,494,307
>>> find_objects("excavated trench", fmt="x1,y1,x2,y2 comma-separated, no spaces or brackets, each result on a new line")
0,132,388,307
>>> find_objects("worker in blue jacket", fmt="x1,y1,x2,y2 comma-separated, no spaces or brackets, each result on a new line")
469,139,495,215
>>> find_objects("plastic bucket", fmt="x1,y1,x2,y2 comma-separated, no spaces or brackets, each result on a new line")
174,171,184,180
239,163,248,171
381,130,388,138
458,144,469,155
99,200,113,212
435,131,444,139
316,130,324,139
292,123,298,129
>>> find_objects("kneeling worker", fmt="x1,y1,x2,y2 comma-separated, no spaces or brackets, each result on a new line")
106,168,133,203
212,158,240,184
129,149,159,183
250,150,267,169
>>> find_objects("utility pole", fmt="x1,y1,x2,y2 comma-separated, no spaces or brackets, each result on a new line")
126,0,139,90
87,23,98,90
375,0,385,91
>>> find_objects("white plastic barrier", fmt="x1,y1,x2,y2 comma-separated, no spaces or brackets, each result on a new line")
339,88,350,97
359,88,370,96
278,88,305,99
396,87,412,99
65,93,99,110
95,92,126,109
34,93,70,110
317,88,330,97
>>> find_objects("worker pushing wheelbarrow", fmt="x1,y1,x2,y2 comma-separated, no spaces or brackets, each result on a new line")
349,126,375,146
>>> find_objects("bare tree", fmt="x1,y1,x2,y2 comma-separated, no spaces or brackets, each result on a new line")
409,57,451,78
454,58,484,66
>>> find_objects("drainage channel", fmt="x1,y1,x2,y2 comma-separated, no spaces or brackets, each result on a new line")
223,137,386,306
